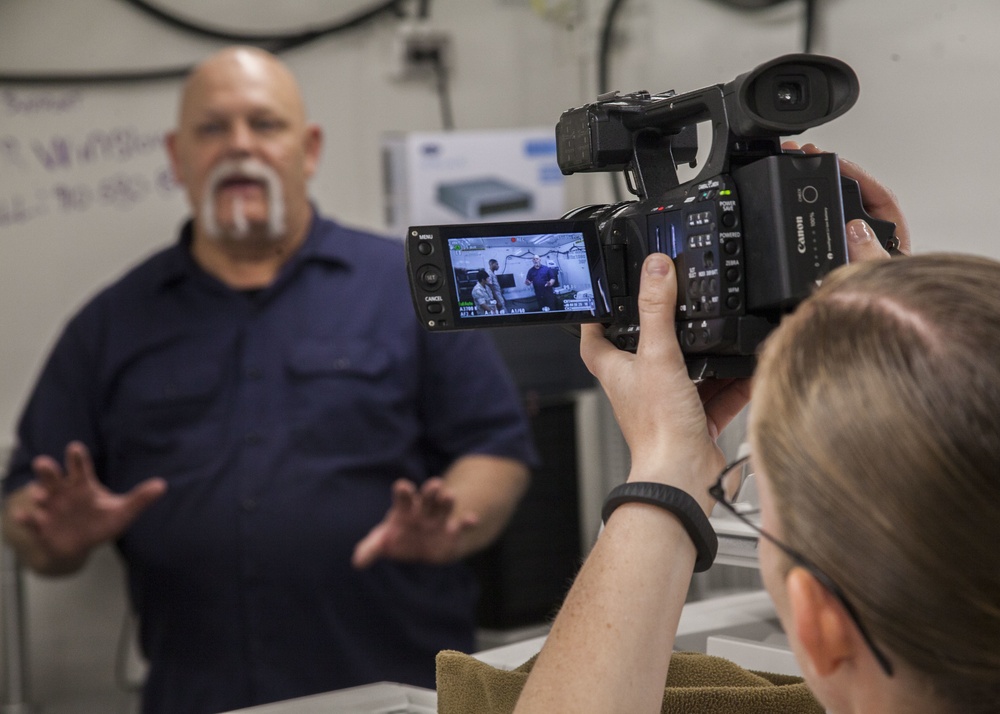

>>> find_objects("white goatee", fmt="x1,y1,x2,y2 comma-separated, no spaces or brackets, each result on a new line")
200,158,286,241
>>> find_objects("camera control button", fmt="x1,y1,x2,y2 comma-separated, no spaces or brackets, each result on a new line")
418,265,444,291
721,212,737,228
723,239,739,256
616,335,639,350
427,303,443,314
417,241,434,256
726,295,741,310
726,267,740,282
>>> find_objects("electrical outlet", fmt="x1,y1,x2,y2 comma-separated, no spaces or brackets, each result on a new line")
389,23,452,81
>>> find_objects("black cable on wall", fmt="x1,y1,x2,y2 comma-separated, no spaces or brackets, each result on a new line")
0,0,411,84
123,0,406,46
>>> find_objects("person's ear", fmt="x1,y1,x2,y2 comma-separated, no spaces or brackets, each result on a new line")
303,123,323,179
165,131,185,186
786,566,855,677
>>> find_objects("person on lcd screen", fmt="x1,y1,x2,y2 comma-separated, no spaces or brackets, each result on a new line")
472,269,499,314
486,258,506,313
525,254,557,311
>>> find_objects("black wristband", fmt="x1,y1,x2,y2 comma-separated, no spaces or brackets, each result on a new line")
601,482,718,572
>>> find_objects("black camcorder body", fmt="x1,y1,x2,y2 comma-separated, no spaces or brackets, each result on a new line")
405,54,898,378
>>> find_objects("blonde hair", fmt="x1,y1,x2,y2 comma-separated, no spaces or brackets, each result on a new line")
751,253,1000,711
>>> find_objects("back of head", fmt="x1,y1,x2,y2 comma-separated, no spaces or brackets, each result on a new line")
752,253,1000,711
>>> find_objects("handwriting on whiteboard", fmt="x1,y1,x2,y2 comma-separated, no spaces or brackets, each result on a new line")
1,89,85,115
1,86,186,231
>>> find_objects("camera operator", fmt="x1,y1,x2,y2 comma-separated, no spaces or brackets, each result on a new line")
508,156,1000,714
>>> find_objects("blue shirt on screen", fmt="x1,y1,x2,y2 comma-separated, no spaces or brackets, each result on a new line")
2,211,537,714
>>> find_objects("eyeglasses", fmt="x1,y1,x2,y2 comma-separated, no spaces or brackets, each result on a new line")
708,455,895,677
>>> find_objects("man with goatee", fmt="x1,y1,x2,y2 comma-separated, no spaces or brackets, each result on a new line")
2,46,535,714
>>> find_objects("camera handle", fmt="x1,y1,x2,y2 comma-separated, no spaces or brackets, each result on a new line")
625,86,731,200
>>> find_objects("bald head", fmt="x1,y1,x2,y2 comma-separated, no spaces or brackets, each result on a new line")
178,47,307,129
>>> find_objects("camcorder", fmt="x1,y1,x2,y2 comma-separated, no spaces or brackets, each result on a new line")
405,54,899,378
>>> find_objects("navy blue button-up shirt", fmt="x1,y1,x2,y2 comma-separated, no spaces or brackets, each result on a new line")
4,211,537,713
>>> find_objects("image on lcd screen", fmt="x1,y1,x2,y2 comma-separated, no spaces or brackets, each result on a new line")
446,232,597,319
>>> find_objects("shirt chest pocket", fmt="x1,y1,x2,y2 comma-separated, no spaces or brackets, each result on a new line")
106,357,227,476
285,341,406,455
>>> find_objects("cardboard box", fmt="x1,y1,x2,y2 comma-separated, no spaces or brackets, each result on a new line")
382,127,566,236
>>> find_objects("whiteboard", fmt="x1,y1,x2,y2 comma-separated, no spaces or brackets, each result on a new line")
0,82,188,435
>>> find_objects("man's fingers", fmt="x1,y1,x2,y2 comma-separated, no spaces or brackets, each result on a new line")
447,512,479,536
417,479,454,522
64,441,97,485
31,442,97,491
32,455,65,491
23,481,50,507
11,500,43,530
351,526,386,569
119,478,168,524
12,488,55,537
390,479,418,515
